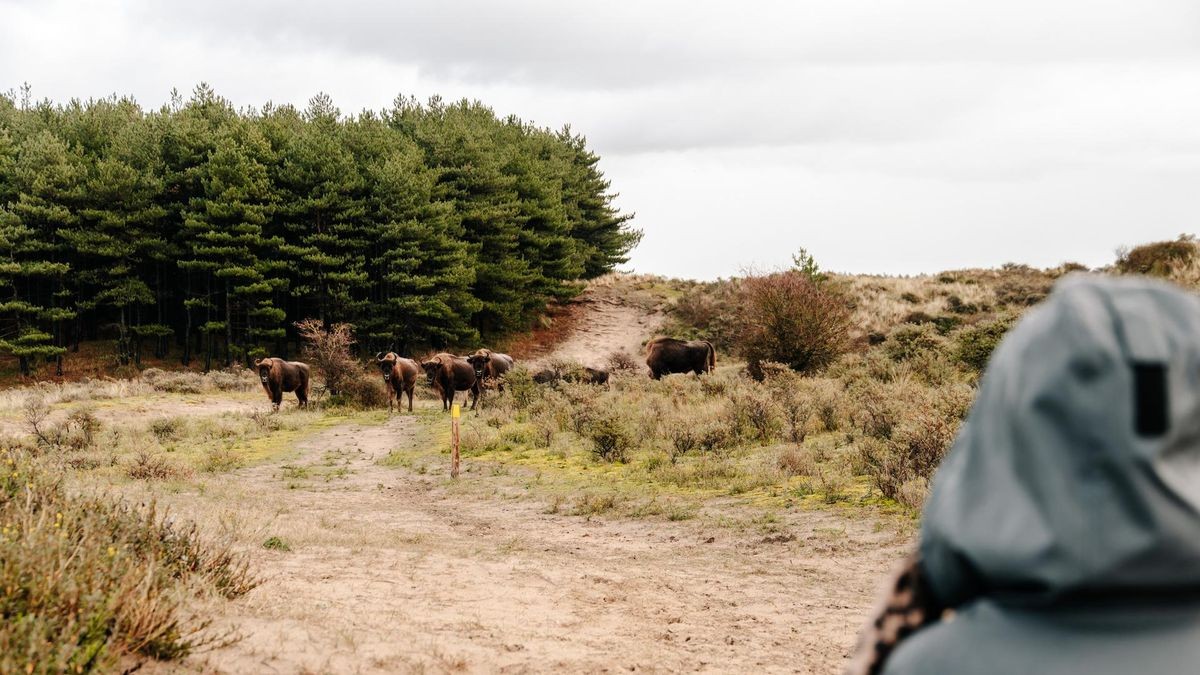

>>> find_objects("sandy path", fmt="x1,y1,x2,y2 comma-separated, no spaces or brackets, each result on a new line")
142,413,905,674
530,299,663,371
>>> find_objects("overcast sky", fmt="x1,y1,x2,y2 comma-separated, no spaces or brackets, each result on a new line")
3,0,1200,279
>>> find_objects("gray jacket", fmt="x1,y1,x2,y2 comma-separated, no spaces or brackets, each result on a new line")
886,275,1200,674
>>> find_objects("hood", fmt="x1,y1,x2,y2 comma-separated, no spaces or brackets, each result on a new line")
921,274,1200,608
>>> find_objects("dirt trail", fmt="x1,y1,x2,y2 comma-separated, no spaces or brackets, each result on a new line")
517,279,665,372
530,299,663,370
142,413,905,674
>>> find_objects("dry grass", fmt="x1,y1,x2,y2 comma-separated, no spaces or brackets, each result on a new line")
0,447,257,672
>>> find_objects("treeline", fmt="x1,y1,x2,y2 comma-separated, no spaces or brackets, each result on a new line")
0,84,639,374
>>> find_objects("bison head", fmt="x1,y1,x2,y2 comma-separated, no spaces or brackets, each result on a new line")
420,359,442,385
254,358,272,384
377,352,397,381
466,353,489,379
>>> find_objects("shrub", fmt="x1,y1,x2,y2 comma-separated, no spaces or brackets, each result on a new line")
127,450,191,481
150,417,184,442
294,319,359,398
0,449,257,671
776,445,815,477
262,536,291,551
586,414,635,463
23,398,101,453
994,277,1051,307
1115,235,1197,277
884,324,945,362
955,315,1016,373
725,386,783,443
736,270,852,376
606,349,641,373
330,369,388,409
505,367,539,409
900,291,921,304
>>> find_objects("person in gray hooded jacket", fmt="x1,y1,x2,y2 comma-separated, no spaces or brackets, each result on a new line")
849,274,1200,675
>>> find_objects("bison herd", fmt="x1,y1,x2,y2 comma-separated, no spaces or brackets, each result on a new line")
251,337,717,412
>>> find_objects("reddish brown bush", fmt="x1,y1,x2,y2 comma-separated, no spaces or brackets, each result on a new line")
1115,235,1198,277
736,271,852,377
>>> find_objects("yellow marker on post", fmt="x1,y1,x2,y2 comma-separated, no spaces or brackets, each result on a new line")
450,404,462,478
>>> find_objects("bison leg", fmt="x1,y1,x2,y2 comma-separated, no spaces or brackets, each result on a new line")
295,387,308,409
406,386,414,413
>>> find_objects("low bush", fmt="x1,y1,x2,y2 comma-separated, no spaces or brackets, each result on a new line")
126,450,192,481
1115,235,1197,277
586,414,635,463
884,324,945,362
955,315,1016,373
0,449,257,672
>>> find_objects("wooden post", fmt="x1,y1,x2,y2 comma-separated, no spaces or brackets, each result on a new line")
450,403,461,478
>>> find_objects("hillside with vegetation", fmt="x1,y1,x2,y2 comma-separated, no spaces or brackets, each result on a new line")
0,84,639,376
0,236,1193,671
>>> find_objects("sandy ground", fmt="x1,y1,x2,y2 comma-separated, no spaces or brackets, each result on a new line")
526,299,663,372
111,290,907,673
147,414,905,674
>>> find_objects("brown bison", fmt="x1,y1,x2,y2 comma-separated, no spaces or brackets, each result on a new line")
645,337,715,379
254,357,310,410
376,351,420,413
466,349,516,391
531,364,609,385
420,353,480,411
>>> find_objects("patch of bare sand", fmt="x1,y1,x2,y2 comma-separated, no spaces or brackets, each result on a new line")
142,413,904,674
523,296,663,373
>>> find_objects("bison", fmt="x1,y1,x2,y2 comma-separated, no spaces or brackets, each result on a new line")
466,349,516,391
376,351,420,413
254,357,311,410
421,353,480,411
531,364,609,385
645,337,715,379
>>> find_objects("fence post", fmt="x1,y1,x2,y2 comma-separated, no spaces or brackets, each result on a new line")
451,403,461,478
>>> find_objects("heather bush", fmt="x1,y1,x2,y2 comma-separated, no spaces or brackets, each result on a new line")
1115,235,1197,277
0,449,256,672
955,315,1016,373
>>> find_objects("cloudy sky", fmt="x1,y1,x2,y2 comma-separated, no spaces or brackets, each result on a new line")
3,0,1200,279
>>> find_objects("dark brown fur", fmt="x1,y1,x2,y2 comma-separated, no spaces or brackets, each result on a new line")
645,337,716,379
254,357,310,410
421,353,480,411
466,349,516,392
531,364,609,386
376,351,420,413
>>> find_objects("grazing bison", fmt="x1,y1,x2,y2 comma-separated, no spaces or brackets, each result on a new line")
645,337,715,379
584,367,610,385
254,357,310,410
420,353,480,411
466,349,516,391
376,351,421,413
531,364,609,385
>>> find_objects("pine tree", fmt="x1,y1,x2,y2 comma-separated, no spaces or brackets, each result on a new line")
1,130,76,375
